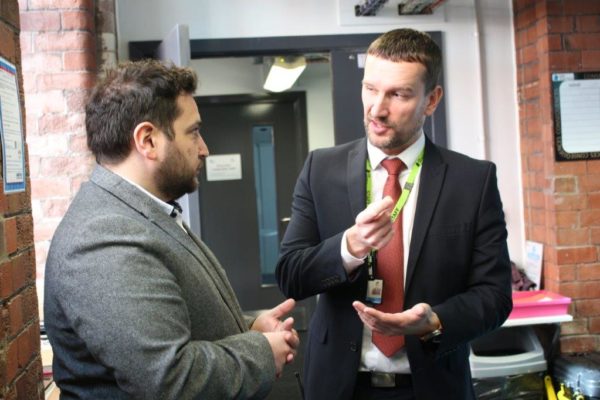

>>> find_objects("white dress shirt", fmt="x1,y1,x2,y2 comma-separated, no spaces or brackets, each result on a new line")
340,132,425,373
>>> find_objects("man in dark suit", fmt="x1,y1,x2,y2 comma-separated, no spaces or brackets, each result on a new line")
44,60,299,399
276,28,512,399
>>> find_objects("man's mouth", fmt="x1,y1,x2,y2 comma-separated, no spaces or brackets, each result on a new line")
369,118,389,134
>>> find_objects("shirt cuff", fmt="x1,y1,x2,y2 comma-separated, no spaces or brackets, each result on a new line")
341,230,367,273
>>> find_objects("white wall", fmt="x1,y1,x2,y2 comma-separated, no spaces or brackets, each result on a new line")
115,0,525,266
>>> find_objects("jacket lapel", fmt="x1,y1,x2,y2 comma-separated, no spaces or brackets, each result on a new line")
347,139,368,219
183,225,247,331
405,138,446,291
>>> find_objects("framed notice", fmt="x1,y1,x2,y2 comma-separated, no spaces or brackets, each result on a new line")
205,154,242,181
0,56,26,193
552,71,600,161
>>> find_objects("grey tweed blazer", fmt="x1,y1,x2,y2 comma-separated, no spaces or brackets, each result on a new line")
44,165,275,400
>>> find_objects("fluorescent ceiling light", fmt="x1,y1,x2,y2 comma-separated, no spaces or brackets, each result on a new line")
263,56,306,92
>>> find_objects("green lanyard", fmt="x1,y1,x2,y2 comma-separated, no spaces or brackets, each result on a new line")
365,148,424,277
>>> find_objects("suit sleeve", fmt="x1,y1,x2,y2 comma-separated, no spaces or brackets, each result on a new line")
276,152,354,300
49,215,274,400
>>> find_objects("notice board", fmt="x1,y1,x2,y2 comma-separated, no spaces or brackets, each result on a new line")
552,71,600,161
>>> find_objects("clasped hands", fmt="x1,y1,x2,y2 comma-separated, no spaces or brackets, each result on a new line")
251,298,299,378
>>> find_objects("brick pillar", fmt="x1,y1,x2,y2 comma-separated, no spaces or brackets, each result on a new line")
0,0,44,399
18,0,101,319
514,0,600,353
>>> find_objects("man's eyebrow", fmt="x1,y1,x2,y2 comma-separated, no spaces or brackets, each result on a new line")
187,120,202,131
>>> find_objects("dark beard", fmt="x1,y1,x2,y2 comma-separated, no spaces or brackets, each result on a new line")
155,146,198,200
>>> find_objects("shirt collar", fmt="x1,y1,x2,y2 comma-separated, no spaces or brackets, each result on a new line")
119,176,177,217
367,130,425,171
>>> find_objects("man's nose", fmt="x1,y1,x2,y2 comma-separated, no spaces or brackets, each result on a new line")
198,136,209,158
370,94,389,118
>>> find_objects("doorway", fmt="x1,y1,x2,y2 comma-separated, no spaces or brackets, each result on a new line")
195,92,313,328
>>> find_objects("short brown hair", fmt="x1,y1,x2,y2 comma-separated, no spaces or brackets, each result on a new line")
85,59,197,164
367,28,442,93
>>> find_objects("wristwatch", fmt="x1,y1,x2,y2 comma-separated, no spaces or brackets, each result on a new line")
420,327,443,344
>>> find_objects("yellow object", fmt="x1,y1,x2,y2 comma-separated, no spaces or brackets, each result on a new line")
557,382,571,400
545,375,558,400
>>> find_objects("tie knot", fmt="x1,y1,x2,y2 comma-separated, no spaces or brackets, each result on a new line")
381,158,405,176
168,200,183,217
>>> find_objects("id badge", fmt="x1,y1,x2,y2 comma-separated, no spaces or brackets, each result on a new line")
366,279,383,304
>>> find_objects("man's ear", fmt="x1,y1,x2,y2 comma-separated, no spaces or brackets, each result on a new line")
132,121,160,160
424,85,443,116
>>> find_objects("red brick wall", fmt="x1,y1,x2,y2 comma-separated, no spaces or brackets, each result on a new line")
18,0,98,315
514,0,600,353
0,0,44,399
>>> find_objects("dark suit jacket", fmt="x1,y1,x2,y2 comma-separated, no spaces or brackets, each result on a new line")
45,165,275,400
276,137,512,400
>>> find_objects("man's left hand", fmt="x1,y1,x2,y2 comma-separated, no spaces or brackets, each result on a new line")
352,301,440,337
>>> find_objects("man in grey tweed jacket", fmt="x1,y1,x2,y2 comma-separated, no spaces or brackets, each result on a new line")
44,60,299,400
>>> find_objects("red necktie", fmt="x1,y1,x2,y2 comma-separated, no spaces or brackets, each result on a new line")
372,158,406,357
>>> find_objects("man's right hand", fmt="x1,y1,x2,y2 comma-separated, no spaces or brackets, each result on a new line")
346,196,395,259
263,330,300,378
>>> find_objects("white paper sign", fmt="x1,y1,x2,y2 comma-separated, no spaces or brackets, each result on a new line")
524,240,544,290
0,56,26,193
206,154,242,181
559,78,600,153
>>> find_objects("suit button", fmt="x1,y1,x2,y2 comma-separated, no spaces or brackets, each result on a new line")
349,341,357,352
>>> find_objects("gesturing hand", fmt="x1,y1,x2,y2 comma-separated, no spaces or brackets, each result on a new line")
346,196,396,259
353,301,440,337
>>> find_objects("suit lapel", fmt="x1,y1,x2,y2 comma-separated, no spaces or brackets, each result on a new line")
405,139,447,291
90,165,247,332
347,139,368,219
183,224,247,331
149,216,248,332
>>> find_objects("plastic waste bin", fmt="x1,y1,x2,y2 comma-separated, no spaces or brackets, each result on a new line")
470,326,546,399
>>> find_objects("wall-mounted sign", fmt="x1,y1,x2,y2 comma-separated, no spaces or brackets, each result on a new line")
206,154,242,181
524,240,543,290
0,56,26,193
552,71,600,161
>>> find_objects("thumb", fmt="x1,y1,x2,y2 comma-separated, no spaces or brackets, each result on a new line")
270,298,295,318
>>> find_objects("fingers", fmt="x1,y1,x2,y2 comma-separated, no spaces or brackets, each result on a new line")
352,300,367,312
353,301,384,319
264,328,301,378
357,197,395,224
353,301,438,337
277,316,295,332
284,330,299,364
348,198,397,257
